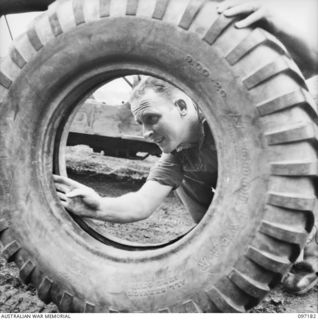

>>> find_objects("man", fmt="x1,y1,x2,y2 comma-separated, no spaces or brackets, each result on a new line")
54,77,217,224
217,0,318,295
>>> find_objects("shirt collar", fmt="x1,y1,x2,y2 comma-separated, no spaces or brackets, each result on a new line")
174,113,207,153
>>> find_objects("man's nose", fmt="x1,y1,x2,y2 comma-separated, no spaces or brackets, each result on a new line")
143,125,154,139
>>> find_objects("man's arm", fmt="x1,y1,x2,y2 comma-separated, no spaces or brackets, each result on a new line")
54,175,172,224
97,181,172,223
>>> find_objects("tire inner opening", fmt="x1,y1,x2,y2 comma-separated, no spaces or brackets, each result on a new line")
54,75,218,248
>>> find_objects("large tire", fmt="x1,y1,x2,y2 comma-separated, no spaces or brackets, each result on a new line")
0,0,317,313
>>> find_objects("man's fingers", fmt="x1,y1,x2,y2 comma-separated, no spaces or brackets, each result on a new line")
55,182,70,194
222,2,259,17
235,8,264,28
66,189,85,198
57,191,68,201
217,0,242,13
60,199,68,207
53,174,84,188
60,200,75,214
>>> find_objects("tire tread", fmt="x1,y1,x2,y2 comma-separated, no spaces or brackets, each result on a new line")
1,240,21,261
59,291,74,312
229,268,270,298
19,259,36,283
260,220,308,245
9,47,27,69
38,276,53,303
266,122,318,145
268,192,317,212
256,88,318,119
246,246,290,274
27,27,43,51
270,160,318,177
206,287,245,313
0,71,13,89
178,0,206,30
73,0,85,25
152,0,170,20
226,28,288,66
126,0,139,16
203,14,234,45
243,56,306,90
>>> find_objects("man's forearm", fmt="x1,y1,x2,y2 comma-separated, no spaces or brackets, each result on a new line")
94,192,150,223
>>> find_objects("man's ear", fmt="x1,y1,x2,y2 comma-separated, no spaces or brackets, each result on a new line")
174,99,188,116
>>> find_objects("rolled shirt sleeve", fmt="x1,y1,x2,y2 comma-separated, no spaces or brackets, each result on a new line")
147,153,184,189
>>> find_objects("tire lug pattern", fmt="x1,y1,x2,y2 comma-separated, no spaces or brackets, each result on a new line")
11,34,36,63
48,11,63,36
27,27,43,51
246,246,290,274
0,71,13,89
178,0,206,30
32,12,55,46
266,122,318,145
260,221,308,246
73,0,85,25
100,0,111,17
84,302,95,313
126,0,138,16
268,192,317,212
270,161,318,177
59,291,74,312
205,287,245,313
256,88,317,119
1,240,20,261
1,55,21,84
54,0,76,33
9,47,27,69
226,28,287,66
203,14,234,45
182,299,202,312
152,0,170,20
228,268,270,298
19,259,36,283
243,57,306,90
168,299,201,312
38,276,53,303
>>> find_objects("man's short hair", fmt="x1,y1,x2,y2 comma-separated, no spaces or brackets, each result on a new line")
128,76,201,116
129,76,177,107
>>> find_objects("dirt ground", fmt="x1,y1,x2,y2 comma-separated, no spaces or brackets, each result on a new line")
0,146,317,313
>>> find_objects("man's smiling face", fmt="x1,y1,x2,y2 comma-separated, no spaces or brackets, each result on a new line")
131,89,185,153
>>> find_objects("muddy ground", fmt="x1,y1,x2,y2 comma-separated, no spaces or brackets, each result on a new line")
0,146,317,313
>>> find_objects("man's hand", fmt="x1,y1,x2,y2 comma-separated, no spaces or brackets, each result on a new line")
53,175,173,223
53,174,103,219
217,0,280,33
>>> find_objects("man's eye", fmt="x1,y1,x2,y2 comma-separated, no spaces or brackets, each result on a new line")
145,115,160,125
